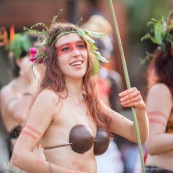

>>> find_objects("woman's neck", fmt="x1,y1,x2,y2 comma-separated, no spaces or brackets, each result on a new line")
65,78,83,100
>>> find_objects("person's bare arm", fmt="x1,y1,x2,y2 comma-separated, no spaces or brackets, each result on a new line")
100,87,149,143
145,83,173,155
11,90,87,173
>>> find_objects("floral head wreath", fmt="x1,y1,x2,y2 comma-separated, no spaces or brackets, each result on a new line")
24,15,109,75
140,11,173,64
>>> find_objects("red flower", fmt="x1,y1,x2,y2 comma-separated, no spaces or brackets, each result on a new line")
29,47,37,56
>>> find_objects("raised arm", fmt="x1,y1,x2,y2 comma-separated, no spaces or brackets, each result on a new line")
100,87,149,143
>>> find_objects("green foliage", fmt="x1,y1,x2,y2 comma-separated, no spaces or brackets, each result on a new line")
9,34,32,59
92,56,100,75
140,12,173,63
141,18,167,46
24,14,108,75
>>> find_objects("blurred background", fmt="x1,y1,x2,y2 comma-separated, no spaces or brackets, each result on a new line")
0,0,173,172
0,0,173,91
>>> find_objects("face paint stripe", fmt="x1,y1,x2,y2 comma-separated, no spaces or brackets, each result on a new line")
25,124,41,136
21,130,37,140
56,41,86,56
149,118,166,126
147,111,167,120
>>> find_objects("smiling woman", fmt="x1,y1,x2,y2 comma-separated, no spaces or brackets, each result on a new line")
11,18,149,173
55,33,88,80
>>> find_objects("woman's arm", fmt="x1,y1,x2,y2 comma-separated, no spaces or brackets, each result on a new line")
145,83,173,155
100,87,149,143
11,90,87,173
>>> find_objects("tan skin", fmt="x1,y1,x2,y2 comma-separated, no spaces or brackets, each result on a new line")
12,33,148,173
145,82,173,171
1,56,40,132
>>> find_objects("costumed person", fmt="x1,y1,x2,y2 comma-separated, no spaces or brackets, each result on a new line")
0,32,42,172
141,12,173,172
11,16,148,173
82,14,124,173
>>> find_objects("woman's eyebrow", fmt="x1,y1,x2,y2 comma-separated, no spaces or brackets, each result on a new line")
58,40,84,47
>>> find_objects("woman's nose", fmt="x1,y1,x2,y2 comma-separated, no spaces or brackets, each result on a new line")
72,48,80,57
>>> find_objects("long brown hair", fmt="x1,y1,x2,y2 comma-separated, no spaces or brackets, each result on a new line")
37,22,111,131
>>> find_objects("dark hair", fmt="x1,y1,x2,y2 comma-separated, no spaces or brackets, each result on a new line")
147,41,173,94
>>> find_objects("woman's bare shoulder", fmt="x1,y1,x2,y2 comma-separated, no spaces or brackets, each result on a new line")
37,89,60,104
149,83,172,96
147,83,173,107
0,80,17,102
30,89,61,120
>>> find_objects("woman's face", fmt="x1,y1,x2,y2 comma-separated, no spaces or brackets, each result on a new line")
55,33,88,80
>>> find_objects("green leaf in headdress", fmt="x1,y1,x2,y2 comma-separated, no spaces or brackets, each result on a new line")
22,35,32,52
140,12,173,64
84,29,104,39
141,33,158,44
154,18,167,45
77,29,95,44
92,50,109,63
10,34,32,59
10,34,22,59
92,56,100,75
139,52,154,65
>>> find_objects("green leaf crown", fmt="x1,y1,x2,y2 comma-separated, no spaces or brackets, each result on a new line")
23,15,109,75
140,11,173,64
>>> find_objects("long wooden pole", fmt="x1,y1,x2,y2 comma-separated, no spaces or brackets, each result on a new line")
107,0,146,172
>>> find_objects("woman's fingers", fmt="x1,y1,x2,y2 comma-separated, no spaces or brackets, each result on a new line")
119,87,145,108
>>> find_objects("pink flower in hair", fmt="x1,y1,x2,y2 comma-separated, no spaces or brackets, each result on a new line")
29,56,37,62
29,47,37,63
29,47,46,64
29,47,37,56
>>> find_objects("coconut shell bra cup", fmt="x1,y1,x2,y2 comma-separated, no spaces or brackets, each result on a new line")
44,124,110,155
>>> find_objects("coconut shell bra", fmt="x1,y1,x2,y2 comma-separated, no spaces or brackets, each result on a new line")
44,124,110,155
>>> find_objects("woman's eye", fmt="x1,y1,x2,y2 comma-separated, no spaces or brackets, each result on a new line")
62,47,69,51
78,44,85,49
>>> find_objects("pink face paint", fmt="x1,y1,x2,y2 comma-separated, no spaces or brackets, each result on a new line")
21,130,37,140
148,111,167,120
25,124,41,136
149,118,166,126
56,41,86,56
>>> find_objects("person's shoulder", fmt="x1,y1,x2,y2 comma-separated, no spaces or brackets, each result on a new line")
148,83,172,101
0,80,16,99
30,89,61,119
150,83,171,95
37,89,60,104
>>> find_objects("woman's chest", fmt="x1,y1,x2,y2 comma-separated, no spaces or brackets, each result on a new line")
56,99,93,125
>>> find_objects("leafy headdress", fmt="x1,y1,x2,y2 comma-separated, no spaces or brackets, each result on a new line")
9,33,32,59
24,15,109,75
140,11,173,64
